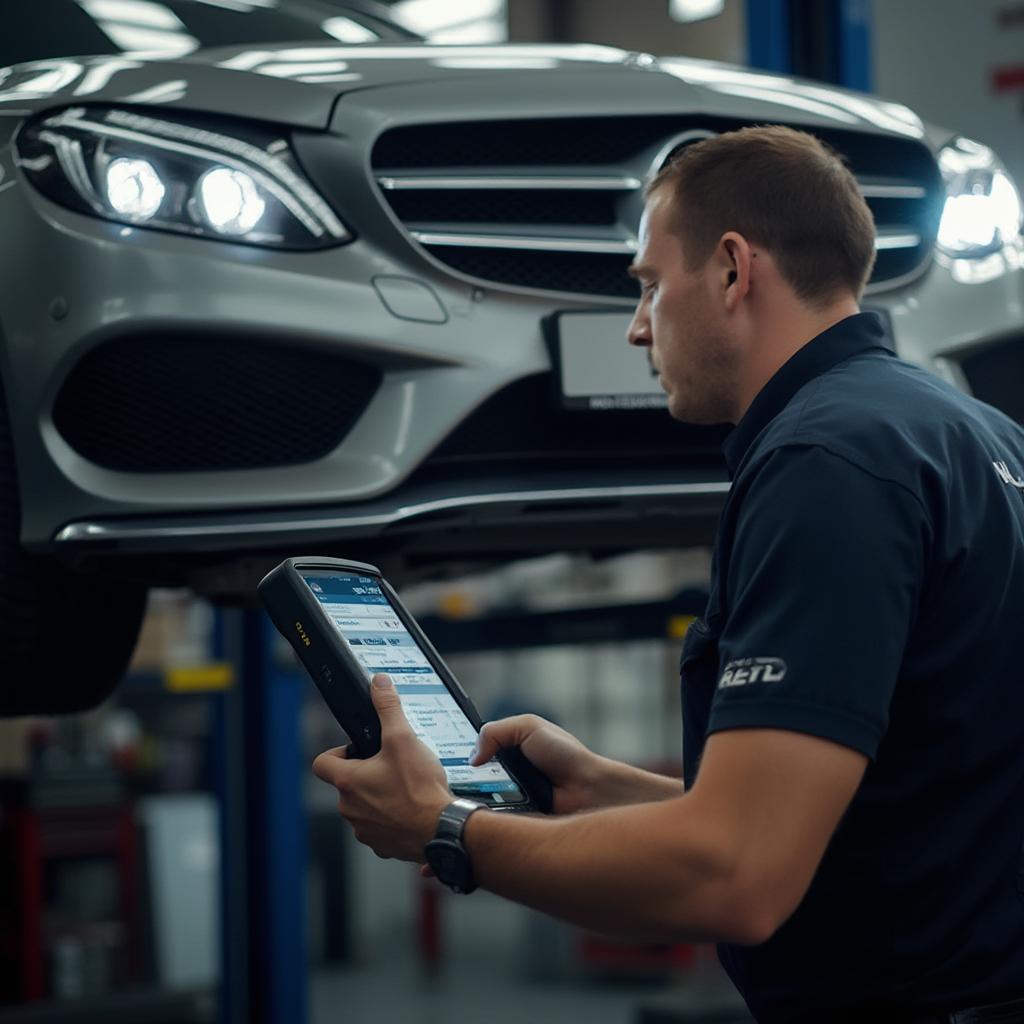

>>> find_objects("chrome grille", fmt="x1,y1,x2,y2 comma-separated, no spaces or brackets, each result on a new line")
372,117,944,298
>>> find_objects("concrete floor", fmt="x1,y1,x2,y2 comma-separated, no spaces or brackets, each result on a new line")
313,799,753,1024
311,948,753,1024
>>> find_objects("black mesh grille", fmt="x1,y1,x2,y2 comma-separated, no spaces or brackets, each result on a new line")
386,188,618,226
436,248,640,298
958,336,1024,424
872,246,923,285
53,334,382,472
372,117,685,169
414,374,729,482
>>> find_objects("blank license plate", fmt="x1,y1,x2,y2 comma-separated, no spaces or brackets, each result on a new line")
553,311,668,411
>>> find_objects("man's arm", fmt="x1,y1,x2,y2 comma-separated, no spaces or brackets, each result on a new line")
471,714,682,814
586,755,685,806
314,680,866,946
464,727,866,944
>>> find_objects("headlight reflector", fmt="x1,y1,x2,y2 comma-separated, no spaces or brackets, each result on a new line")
197,167,266,236
16,106,349,250
937,137,1022,258
105,157,165,220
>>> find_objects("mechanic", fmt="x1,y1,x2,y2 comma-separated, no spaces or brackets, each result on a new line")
313,125,1024,1022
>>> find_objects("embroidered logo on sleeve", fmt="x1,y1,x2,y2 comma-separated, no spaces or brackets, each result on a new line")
993,460,1024,490
718,658,788,688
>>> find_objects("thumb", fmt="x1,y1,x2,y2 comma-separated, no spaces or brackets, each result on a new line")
470,715,537,765
370,674,411,736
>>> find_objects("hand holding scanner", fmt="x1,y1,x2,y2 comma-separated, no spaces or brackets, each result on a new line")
258,557,552,813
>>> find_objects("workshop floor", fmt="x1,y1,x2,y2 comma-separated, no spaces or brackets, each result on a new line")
311,949,752,1024
311,855,752,1024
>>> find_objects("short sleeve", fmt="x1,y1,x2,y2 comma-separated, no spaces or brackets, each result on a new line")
709,445,928,759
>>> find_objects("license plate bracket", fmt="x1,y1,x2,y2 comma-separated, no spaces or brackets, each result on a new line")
545,310,668,411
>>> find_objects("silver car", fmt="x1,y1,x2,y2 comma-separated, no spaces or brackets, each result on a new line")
1,0,1021,713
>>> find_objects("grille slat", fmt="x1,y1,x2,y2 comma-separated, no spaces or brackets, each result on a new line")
410,228,636,255
875,226,922,249
373,116,943,297
378,172,641,191
857,177,928,199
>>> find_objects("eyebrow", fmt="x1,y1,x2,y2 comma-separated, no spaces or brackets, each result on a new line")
626,263,652,279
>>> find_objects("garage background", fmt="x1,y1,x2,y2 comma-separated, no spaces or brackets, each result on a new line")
0,2,1020,1023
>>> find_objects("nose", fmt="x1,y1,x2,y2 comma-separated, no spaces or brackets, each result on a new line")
627,299,651,348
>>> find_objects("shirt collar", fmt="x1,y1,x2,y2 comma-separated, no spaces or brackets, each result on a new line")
722,312,892,477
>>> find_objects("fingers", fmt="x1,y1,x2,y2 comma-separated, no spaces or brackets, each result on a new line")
370,674,415,741
470,714,544,765
311,741,356,786
312,748,349,787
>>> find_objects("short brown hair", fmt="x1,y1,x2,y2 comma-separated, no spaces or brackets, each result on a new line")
646,125,876,304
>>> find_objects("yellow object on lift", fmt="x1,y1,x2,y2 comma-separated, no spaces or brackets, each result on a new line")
164,663,235,693
667,614,697,639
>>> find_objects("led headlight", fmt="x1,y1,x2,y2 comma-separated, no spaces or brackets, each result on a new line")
15,106,349,249
105,157,166,220
937,137,1022,259
196,167,266,236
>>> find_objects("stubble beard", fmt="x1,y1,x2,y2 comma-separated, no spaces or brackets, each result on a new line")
666,328,738,426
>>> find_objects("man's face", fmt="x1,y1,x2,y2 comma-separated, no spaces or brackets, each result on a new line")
626,189,739,425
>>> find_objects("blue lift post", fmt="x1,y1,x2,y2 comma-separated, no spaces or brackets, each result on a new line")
747,0,873,90
747,0,791,73
210,610,248,1024
213,607,310,1024
834,0,873,91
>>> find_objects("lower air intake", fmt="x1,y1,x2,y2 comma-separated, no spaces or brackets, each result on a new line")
53,333,382,472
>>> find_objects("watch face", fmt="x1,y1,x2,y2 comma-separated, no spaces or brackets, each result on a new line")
426,838,469,888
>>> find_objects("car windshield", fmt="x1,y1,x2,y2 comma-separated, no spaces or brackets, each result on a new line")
0,0,417,67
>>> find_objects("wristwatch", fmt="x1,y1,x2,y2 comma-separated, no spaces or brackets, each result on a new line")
424,798,487,894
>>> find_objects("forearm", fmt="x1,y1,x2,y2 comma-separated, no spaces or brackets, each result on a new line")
463,795,758,944
585,755,684,809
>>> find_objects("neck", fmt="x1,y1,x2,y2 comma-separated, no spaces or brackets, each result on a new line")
732,296,860,422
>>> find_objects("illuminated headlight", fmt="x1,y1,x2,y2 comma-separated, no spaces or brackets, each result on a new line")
937,137,1022,258
105,157,165,220
15,106,349,250
197,167,266,235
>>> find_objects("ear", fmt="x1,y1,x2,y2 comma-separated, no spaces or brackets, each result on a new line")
716,232,753,311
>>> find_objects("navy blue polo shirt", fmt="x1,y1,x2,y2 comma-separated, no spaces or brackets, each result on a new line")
680,312,1024,1021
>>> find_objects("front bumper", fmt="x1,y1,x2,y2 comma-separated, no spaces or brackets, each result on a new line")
2,118,1022,563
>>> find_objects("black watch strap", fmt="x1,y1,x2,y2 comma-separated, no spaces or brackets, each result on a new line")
425,798,486,894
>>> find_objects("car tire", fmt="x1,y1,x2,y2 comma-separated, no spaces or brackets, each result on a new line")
0,376,147,716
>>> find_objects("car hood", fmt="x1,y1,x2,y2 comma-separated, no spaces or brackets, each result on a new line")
0,41,927,140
